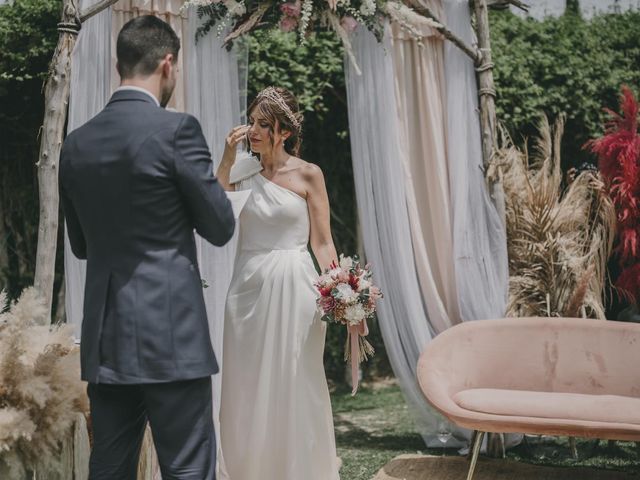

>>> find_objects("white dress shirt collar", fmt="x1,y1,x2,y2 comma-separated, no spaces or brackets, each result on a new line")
114,85,160,107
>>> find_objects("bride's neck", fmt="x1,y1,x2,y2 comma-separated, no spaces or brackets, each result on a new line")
261,148,289,172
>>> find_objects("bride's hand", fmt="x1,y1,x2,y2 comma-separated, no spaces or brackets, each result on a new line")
223,125,250,159
217,125,249,191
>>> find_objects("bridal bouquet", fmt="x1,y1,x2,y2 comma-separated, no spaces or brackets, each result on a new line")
315,255,382,394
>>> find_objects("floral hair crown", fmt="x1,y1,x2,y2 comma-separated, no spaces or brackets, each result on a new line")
256,87,301,131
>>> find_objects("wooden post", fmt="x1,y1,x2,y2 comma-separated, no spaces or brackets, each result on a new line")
35,413,89,479
33,0,121,320
474,0,497,167
473,0,506,227
33,0,81,321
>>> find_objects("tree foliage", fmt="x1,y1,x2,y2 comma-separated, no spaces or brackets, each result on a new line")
490,9,640,167
0,0,63,307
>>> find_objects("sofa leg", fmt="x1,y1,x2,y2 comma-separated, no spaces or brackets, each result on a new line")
466,431,485,480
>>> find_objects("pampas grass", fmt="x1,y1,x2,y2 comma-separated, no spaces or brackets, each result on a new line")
498,116,616,319
0,288,88,479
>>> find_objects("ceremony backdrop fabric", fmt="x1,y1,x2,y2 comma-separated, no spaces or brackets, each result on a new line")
65,0,509,453
390,7,460,335
345,0,508,446
346,23,460,446
442,0,508,323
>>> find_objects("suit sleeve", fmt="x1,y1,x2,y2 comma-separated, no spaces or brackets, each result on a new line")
174,114,235,246
59,142,88,260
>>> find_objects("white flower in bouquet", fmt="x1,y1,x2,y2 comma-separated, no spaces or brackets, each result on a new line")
357,278,371,292
328,267,342,278
344,303,367,326
335,283,358,304
339,254,354,270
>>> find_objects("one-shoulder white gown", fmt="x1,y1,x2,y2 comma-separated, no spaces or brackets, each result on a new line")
219,162,340,480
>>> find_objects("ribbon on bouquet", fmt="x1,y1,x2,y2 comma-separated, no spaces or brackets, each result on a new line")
347,319,375,396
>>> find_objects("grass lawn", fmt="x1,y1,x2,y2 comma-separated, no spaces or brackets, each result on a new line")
331,383,640,480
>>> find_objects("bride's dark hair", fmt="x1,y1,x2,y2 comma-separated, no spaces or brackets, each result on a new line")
247,87,303,156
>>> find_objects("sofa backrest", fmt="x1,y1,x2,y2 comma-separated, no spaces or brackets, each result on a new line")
419,317,640,399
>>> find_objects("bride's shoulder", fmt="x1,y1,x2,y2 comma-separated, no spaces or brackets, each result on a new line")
293,158,324,182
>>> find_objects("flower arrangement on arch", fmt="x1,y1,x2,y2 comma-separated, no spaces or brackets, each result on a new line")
182,0,440,72
315,254,383,394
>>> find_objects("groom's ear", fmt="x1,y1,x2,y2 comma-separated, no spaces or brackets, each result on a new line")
160,53,175,76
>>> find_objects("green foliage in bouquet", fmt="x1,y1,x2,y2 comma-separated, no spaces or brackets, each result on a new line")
0,288,88,478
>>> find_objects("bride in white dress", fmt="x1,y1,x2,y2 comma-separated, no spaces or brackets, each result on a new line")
216,87,340,480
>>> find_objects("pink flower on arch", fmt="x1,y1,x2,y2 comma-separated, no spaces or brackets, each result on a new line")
340,16,358,33
279,16,299,32
280,0,302,18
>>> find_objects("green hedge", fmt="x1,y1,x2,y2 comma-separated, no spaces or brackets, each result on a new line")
0,0,62,303
490,9,640,166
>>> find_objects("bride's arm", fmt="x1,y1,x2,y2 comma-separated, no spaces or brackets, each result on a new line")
306,163,338,272
216,125,249,191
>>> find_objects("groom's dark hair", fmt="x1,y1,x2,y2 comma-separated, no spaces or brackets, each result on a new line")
116,15,180,79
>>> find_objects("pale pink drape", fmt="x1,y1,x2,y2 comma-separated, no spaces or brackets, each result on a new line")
390,0,460,333
111,0,188,111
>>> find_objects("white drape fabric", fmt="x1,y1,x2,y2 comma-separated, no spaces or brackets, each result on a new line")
345,25,463,446
346,8,509,444
442,0,508,323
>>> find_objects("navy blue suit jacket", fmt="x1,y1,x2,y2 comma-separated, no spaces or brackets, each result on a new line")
60,90,235,384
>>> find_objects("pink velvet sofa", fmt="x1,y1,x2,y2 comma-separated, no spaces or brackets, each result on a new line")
417,317,640,479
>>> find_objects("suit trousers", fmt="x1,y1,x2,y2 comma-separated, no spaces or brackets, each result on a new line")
87,377,216,480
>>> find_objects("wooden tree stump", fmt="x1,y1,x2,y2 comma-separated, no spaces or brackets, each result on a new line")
34,413,90,480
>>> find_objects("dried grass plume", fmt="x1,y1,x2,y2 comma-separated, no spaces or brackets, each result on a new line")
497,116,616,319
0,288,88,478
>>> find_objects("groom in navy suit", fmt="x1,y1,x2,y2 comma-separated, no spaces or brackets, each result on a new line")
59,15,234,479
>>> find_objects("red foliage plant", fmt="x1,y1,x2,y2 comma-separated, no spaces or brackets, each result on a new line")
586,87,640,301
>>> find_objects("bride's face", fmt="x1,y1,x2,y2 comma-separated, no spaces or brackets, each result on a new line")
247,109,286,155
